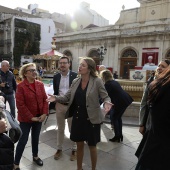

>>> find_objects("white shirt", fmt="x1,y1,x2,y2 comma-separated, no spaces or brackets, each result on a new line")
59,71,70,96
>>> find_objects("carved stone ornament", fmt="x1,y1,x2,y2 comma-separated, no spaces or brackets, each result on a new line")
151,10,155,15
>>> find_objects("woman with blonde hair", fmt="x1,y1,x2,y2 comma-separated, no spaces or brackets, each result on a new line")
100,69,133,142
47,57,112,170
14,63,48,170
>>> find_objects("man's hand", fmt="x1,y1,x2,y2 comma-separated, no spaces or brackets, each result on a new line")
0,118,7,133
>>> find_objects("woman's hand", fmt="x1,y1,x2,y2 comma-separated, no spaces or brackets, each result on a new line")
31,117,39,122
104,102,113,113
46,94,56,102
38,114,46,122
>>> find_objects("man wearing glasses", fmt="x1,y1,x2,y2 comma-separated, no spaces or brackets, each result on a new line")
0,60,17,118
52,56,77,161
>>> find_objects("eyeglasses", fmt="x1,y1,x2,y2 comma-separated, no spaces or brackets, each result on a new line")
59,62,68,65
26,69,37,73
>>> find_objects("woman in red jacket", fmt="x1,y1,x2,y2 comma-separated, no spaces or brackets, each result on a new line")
14,63,48,170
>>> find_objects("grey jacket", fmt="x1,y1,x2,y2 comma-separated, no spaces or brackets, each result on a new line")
139,85,151,129
55,76,111,124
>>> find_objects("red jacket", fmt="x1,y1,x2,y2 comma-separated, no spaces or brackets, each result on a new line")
16,79,48,122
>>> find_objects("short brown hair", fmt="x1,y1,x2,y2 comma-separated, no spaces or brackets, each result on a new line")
59,56,70,63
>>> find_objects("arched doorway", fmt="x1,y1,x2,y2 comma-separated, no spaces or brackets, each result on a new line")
120,49,137,79
88,49,100,65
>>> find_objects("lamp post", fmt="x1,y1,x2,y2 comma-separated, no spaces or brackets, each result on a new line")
97,46,107,64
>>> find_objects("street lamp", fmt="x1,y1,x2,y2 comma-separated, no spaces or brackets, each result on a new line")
97,46,107,64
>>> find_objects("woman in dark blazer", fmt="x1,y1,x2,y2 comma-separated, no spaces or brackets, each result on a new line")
47,57,112,170
100,70,133,142
135,67,170,170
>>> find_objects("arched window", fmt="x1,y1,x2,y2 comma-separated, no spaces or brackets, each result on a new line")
88,50,99,58
122,49,137,58
88,50,100,66
63,50,72,58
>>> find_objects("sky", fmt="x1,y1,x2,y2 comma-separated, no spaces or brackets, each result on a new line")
0,0,140,25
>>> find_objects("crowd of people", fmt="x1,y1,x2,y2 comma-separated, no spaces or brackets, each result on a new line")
1,56,170,170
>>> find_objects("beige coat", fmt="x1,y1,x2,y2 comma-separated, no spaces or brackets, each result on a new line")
55,76,111,124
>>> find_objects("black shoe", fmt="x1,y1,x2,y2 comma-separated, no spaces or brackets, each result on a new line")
120,135,123,142
109,136,121,142
33,157,43,166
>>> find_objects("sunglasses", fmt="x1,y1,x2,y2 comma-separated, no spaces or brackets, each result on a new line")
26,69,37,73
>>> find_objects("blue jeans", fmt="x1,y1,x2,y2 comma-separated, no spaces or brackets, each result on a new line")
14,122,42,165
5,94,16,118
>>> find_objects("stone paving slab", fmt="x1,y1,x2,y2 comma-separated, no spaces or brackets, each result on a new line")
13,114,142,170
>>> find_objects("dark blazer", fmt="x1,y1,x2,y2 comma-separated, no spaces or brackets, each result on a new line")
0,133,14,170
104,80,133,112
53,71,77,95
55,76,111,124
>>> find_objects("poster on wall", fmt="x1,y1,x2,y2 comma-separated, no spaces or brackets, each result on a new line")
142,48,159,66
130,69,146,81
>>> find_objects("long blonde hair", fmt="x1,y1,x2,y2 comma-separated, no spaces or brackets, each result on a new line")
79,57,98,77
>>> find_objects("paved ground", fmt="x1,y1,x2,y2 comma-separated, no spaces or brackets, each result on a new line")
10,111,141,170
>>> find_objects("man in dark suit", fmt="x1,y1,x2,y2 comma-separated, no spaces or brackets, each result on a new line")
53,56,77,161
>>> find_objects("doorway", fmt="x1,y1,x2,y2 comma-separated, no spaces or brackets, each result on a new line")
120,49,137,79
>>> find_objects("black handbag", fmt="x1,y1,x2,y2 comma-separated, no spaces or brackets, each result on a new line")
5,110,22,143
0,110,22,143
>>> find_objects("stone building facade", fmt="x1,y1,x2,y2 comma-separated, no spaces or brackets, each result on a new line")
55,0,170,79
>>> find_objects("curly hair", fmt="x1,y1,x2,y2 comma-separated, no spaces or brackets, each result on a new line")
19,63,36,79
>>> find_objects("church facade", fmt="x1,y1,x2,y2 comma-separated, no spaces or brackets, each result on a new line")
55,0,170,79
